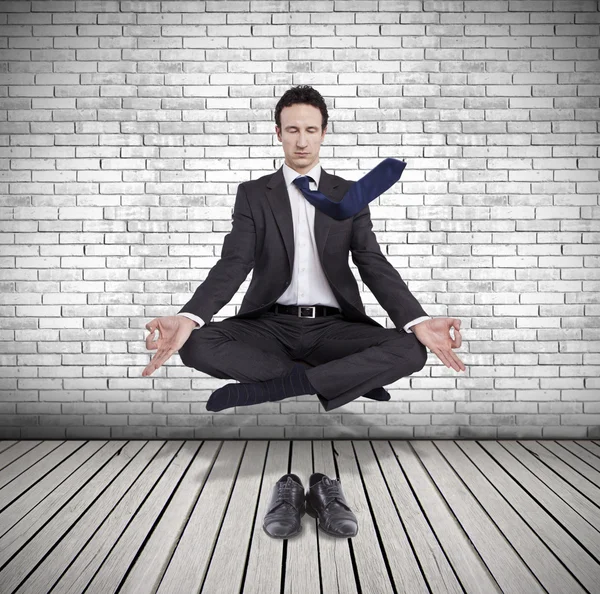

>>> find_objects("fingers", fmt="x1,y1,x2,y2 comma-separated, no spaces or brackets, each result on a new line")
450,325,464,368
143,356,162,377
451,329,462,349
142,352,161,376
142,346,174,376
450,350,466,372
145,349,170,375
449,327,462,349
145,321,159,350
145,330,159,350
433,347,466,372
433,348,454,371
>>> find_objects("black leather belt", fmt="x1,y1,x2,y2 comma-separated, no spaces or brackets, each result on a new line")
269,303,340,318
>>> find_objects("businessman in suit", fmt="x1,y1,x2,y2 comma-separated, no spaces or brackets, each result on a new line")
142,86,465,412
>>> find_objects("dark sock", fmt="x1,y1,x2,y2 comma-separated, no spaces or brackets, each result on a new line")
206,363,316,412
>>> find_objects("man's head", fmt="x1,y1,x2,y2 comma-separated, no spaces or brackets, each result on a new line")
275,85,329,174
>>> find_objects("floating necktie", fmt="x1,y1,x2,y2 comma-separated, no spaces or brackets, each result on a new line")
292,157,407,220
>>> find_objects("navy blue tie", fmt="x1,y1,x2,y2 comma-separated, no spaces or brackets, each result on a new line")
292,157,407,220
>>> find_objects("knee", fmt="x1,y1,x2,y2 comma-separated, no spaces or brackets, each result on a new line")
414,339,428,372
177,337,193,368
177,331,229,379
178,331,207,369
405,332,427,372
388,333,427,374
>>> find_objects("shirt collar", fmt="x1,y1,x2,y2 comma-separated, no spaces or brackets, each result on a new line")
282,160,322,189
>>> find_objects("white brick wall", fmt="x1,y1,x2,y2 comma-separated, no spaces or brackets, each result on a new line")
1,0,599,440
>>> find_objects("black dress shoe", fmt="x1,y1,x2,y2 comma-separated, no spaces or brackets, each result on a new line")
363,387,391,401
305,472,358,538
262,473,306,539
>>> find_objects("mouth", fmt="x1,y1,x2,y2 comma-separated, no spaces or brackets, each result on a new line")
296,153,308,156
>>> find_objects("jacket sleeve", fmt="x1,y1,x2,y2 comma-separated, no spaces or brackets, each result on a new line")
350,203,429,330
177,183,255,325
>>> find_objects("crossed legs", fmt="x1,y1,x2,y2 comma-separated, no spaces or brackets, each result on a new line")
178,311,427,411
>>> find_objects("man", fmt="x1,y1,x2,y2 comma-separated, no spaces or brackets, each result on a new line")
142,85,465,413
142,85,466,539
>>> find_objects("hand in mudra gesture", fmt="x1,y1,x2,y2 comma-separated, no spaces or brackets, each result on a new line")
411,318,465,372
142,316,197,376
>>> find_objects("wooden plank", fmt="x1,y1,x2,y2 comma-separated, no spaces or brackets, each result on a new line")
476,440,599,593
488,441,600,545
15,440,167,593
0,440,116,550
557,440,600,473
0,440,43,472
353,441,429,592
53,441,199,594
390,441,502,594
0,440,139,592
243,440,293,594
198,440,268,594
411,440,546,594
0,441,105,535
283,439,321,594
369,440,463,594
328,440,393,593
448,440,587,594
153,440,245,593
0,441,66,489
310,440,358,594
119,440,221,594
575,440,600,458
0,441,84,498
518,440,600,505
0,441,18,455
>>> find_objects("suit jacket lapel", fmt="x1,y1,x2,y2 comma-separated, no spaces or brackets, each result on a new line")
265,165,344,275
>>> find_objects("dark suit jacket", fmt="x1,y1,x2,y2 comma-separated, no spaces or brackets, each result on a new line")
178,165,429,330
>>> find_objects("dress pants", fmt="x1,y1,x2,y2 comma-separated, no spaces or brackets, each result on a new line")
178,309,428,411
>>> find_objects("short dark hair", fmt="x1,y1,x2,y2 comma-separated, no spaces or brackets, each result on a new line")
275,85,329,132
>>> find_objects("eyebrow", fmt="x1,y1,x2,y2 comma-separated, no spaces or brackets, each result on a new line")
285,125,319,130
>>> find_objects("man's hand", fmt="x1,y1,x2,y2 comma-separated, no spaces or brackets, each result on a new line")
411,318,465,372
142,315,198,376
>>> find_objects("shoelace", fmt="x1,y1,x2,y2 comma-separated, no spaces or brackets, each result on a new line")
322,480,345,508
273,480,297,510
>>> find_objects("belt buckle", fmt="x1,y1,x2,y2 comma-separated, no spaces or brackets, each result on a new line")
299,306,316,318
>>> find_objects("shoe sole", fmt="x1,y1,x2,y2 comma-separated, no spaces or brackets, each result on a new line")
262,523,303,539
305,499,359,538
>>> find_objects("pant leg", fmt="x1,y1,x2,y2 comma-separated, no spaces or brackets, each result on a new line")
299,314,428,411
178,314,299,382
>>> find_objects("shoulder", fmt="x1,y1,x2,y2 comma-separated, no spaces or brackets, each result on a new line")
325,170,354,191
238,170,277,194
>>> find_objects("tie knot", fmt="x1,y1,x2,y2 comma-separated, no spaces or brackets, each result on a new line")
293,175,313,190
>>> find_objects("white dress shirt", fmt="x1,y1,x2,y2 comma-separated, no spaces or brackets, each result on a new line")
178,161,430,333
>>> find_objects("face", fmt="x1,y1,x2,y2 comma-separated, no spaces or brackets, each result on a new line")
276,103,327,174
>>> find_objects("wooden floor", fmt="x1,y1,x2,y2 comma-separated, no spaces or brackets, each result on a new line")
0,439,599,594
